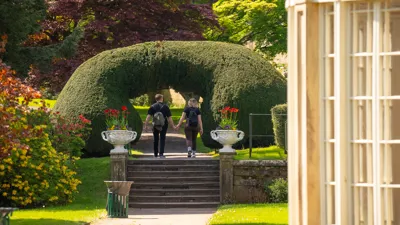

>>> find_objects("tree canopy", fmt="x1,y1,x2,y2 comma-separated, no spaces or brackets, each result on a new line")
0,0,83,77
205,0,287,59
28,0,218,92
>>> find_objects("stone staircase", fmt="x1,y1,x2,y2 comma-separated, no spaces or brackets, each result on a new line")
127,159,220,208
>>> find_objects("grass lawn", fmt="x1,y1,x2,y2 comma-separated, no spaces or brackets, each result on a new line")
18,98,57,109
134,106,183,123
11,157,110,225
211,146,287,160
208,203,288,225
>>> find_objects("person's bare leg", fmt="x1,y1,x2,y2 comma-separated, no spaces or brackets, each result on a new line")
184,126,193,157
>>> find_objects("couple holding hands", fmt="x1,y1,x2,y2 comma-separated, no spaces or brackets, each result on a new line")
143,94,203,158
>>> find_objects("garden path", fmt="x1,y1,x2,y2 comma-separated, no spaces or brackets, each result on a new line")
92,208,216,225
131,128,210,158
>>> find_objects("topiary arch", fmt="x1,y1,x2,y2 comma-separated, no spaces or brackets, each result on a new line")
53,41,287,156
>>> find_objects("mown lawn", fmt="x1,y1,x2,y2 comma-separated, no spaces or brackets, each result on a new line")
211,146,287,160
208,203,288,225
134,106,183,123
11,157,110,225
18,98,57,109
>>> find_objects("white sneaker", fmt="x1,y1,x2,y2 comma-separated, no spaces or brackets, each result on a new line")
187,147,192,158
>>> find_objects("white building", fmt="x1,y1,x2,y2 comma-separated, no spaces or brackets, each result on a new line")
286,0,400,224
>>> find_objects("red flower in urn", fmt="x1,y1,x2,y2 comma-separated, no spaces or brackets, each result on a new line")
217,106,239,130
104,106,129,130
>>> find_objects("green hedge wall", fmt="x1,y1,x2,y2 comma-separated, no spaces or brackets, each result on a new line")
271,104,287,151
53,41,287,156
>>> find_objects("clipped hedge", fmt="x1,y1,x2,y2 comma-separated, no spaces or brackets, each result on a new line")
54,41,287,156
271,104,287,151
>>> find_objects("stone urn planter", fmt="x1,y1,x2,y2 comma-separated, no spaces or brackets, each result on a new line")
210,130,245,153
101,130,137,153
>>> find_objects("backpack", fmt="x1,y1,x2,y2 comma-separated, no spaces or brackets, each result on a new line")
153,104,165,131
187,108,198,127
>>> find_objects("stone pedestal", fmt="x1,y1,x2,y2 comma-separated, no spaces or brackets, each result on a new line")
110,152,128,181
219,152,235,203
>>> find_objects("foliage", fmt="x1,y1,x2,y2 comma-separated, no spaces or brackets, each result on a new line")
130,94,151,107
0,60,41,160
11,157,110,225
271,103,287,151
28,0,218,92
211,146,286,160
205,0,287,59
208,203,288,224
1,126,81,207
53,41,287,156
0,61,81,207
265,178,288,203
27,109,92,158
217,106,239,130
104,106,129,130
0,0,83,78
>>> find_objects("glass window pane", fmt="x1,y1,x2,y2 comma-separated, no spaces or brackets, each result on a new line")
352,187,374,225
380,10,400,53
380,144,400,185
381,188,400,223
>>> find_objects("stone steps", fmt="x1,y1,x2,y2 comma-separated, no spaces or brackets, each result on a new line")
130,188,220,196
128,171,219,177
128,159,220,208
131,182,220,189
129,176,219,183
128,159,219,165
129,202,220,208
128,164,219,172
130,195,220,202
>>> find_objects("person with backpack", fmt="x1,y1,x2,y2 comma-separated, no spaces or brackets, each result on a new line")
174,98,203,158
144,94,175,158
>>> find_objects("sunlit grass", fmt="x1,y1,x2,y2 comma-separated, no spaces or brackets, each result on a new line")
17,98,57,109
207,203,288,225
211,146,287,160
11,157,110,225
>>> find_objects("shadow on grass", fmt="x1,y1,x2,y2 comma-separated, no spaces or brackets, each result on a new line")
12,219,88,225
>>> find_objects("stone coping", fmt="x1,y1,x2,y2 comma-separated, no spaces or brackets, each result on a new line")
232,160,287,167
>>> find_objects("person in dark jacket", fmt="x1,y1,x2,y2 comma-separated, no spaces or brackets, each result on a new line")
175,98,203,158
144,94,175,158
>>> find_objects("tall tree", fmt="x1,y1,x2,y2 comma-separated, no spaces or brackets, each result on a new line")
0,0,83,77
205,0,287,59
28,0,217,92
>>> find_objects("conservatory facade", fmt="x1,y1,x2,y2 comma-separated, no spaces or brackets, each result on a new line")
286,0,400,224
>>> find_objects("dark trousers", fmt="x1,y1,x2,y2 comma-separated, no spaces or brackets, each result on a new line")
153,125,168,156
184,125,199,150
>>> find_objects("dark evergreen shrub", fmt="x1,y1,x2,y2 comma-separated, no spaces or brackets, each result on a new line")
265,178,288,203
54,41,287,156
271,104,287,151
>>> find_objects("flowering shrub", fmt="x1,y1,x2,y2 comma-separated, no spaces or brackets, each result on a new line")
1,126,81,207
28,109,91,157
0,61,81,207
104,106,129,130
217,106,239,130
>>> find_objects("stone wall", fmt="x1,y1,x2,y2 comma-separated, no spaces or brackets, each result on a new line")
226,160,287,203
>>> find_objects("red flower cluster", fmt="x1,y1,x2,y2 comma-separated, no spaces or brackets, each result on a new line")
219,106,239,114
104,109,119,117
218,106,240,130
103,106,129,130
79,114,91,124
